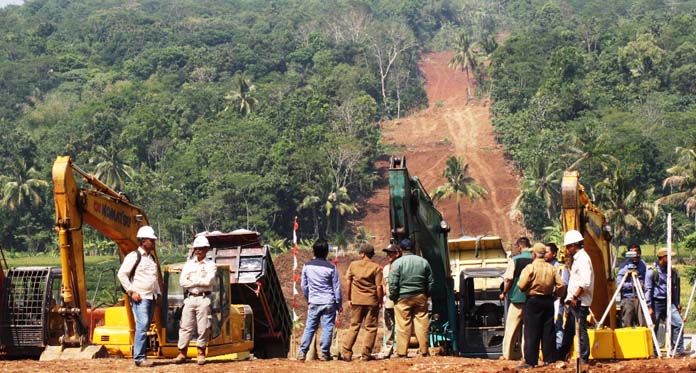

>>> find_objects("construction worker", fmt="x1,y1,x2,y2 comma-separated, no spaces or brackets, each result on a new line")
616,244,647,327
517,243,565,368
381,243,401,358
389,238,433,358
341,243,383,361
499,236,532,360
118,225,161,368
174,235,217,365
559,229,593,364
645,247,687,356
297,238,343,362
544,242,569,361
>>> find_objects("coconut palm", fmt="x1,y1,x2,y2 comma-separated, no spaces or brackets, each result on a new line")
448,32,479,99
224,76,258,116
354,226,375,245
298,194,321,237
658,145,696,216
431,156,487,236
514,156,563,221
1,160,49,210
89,145,135,191
595,167,656,268
324,186,358,235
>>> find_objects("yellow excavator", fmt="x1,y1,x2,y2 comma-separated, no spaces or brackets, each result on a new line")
0,156,257,360
561,170,653,359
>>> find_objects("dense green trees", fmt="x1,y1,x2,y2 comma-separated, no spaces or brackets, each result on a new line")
0,0,461,252
488,0,696,241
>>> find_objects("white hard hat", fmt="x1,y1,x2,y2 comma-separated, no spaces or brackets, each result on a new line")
192,235,210,249
136,225,157,240
563,230,583,246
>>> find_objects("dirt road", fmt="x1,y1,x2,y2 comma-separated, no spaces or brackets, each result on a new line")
3,353,694,372
356,52,525,250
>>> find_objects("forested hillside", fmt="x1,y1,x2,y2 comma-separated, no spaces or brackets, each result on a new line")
2,0,696,257
0,0,492,253
489,0,696,255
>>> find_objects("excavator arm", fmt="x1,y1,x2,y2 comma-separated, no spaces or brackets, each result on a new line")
47,156,163,358
561,170,615,328
388,156,457,351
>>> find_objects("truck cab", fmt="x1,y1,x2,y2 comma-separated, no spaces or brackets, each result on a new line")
448,236,509,358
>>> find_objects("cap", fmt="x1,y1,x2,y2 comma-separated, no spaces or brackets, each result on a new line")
657,247,671,257
192,235,210,249
399,238,414,250
136,226,157,240
532,242,546,255
383,244,398,253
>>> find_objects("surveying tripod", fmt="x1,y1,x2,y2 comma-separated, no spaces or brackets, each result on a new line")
596,269,661,358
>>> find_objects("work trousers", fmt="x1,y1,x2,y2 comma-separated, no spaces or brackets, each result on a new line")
177,295,212,350
620,297,645,327
502,302,524,360
523,296,554,366
341,304,379,359
383,307,395,356
394,293,429,356
559,305,589,361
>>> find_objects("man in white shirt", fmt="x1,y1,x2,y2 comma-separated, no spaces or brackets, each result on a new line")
174,235,217,365
559,230,594,363
118,225,161,368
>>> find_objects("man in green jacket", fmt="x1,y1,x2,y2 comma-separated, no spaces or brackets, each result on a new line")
499,237,533,360
388,238,433,358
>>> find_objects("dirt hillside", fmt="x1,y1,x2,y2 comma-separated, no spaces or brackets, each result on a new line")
355,52,525,250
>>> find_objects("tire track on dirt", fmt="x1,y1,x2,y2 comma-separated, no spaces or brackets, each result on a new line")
356,52,524,248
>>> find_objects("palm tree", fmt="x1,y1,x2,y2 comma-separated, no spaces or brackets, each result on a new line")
513,156,563,221
354,226,375,245
595,167,655,268
658,145,696,218
89,145,135,191
224,76,258,116
1,160,49,210
324,186,358,235
297,195,321,237
448,32,479,99
431,156,487,236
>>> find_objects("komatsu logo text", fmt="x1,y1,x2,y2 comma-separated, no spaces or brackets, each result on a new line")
93,201,131,227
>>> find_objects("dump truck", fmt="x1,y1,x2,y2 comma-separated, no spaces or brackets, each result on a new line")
184,230,291,358
388,155,509,357
0,156,288,360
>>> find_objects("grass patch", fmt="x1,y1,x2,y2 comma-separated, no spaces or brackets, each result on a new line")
3,253,186,307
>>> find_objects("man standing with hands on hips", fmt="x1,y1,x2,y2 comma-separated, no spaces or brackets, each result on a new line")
118,225,161,368
175,235,217,365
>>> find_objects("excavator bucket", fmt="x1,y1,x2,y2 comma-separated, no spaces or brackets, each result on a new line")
40,345,107,360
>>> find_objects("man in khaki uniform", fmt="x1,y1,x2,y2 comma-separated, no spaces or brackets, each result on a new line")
341,243,383,361
389,238,433,358
517,243,565,368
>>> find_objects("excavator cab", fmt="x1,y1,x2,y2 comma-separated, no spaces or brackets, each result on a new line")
0,267,63,357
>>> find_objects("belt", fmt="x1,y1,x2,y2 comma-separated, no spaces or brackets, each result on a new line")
188,291,211,297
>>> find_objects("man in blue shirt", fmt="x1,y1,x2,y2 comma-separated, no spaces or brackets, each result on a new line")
645,247,686,356
297,239,343,361
616,244,647,327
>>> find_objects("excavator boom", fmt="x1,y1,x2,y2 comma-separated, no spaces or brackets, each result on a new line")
41,156,161,359
560,170,614,327
388,156,457,351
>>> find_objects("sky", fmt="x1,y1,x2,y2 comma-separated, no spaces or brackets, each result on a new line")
0,0,24,8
